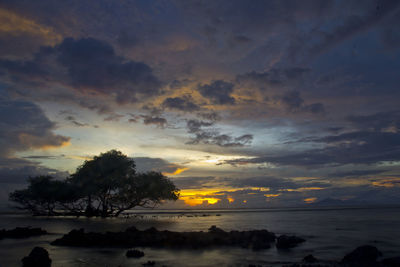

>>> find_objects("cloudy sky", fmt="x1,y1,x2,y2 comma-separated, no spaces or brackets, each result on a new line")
1,0,400,209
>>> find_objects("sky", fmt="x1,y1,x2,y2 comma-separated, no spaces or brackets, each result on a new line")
1,0,400,209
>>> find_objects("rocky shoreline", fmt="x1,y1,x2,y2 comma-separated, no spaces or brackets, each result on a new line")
51,225,281,250
2,226,399,266
0,227,47,240
20,244,400,267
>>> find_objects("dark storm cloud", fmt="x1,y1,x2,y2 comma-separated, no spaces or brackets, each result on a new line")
116,30,139,48
197,80,236,105
225,130,400,167
236,69,325,114
380,9,400,49
0,164,68,184
0,98,70,156
281,90,325,114
0,0,399,208
236,68,310,88
303,103,325,114
231,34,251,44
0,37,162,104
170,176,216,189
56,38,161,102
22,155,64,160
141,115,167,128
347,110,400,131
64,115,89,127
104,113,125,122
186,119,253,147
309,0,400,56
162,96,200,112
196,111,221,122
223,108,400,168
226,176,299,190
133,157,184,174
0,97,70,184
186,119,214,133
281,90,303,111
227,34,252,49
328,169,386,178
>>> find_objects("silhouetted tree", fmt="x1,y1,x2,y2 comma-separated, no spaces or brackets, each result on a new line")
9,150,180,217
69,150,137,217
111,171,179,217
9,176,79,216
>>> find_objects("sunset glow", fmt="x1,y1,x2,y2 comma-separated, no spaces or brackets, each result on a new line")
0,0,399,211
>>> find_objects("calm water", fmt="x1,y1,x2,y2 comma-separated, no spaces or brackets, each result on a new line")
1,206,400,267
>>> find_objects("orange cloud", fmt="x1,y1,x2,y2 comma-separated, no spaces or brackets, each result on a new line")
371,178,400,188
163,167,189,176
180,196,220,206
178,187,271,207
178,188,229,206
40,140,71,150
18,133,71,150
67,155,93,161
264,193,281,198
0,8,61,44
304,197,317,204
280,187,325,192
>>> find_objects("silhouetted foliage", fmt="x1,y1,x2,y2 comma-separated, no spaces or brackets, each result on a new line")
9,150,180,217
9,176,78,216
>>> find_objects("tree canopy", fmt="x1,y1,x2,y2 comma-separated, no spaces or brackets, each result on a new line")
9,150,180,217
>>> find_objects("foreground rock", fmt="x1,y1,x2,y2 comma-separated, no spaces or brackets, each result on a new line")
303,254,318,263
341,245,382,267
0,227,47,240
276,235,306,249
22,247,51,267
283,245,400,267
126,249,145,258
52,225,276,250
381,257,400,267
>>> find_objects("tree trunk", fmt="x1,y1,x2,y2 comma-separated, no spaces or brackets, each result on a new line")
101,199,108,217
85,195,95,217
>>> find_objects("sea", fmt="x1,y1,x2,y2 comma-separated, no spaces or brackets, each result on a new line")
0,206,400,267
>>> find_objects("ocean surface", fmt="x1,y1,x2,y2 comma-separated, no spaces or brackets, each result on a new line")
1,206,400,267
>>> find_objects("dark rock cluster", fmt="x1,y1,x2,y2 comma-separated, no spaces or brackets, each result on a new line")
51,225,277,250
22,247,51,267
276,235,306,249
19,238,400,267
341,245,382,266
126,249,145,258
285,245,400,267
0,227,47,240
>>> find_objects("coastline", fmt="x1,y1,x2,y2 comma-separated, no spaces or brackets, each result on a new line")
1,207,400,266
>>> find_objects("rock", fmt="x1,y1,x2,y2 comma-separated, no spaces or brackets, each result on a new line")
22,247,51,267
276,235,305,249
143,260,155,266
381,256,400,267
126,249,145,258
341,245,382,266
303,254,317,263
126,226,139,233
208,225,225,234
0,227,47,240
52,226,276,250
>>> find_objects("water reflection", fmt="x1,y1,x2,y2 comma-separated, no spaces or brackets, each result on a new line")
0,207,400,266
